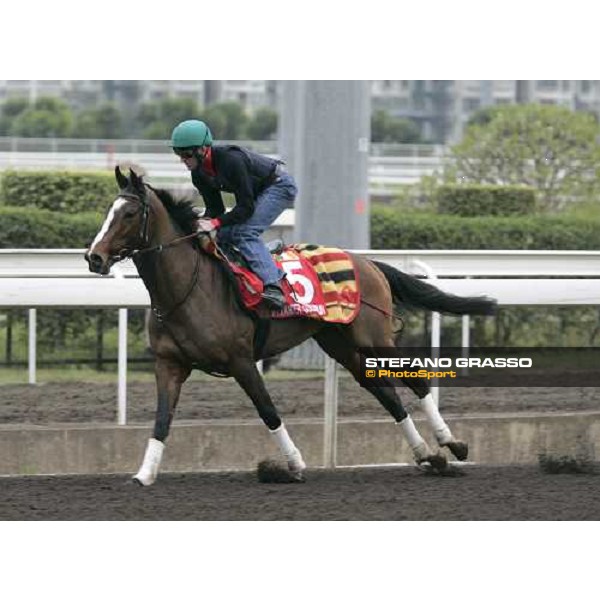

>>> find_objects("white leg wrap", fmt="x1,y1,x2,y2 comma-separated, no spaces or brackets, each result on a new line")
419,393,453,444
271,424,306,472
398,416,430,462
133,438,164,486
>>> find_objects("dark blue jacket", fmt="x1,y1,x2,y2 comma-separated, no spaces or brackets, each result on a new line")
191,145,281,227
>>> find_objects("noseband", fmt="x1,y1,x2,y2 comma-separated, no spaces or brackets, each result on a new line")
110,188,199,264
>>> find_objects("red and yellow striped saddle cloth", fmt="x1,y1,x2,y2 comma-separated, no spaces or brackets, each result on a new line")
202,239,360,324
273,244,360,324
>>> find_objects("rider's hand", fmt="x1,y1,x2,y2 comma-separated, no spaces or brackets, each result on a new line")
194,218,221,238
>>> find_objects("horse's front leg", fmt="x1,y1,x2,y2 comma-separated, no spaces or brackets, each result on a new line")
231,358,306,478
133,357,191,486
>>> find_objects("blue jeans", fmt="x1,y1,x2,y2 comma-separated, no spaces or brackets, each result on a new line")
217,172,297,285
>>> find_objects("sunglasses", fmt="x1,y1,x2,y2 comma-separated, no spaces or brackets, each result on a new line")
173,148,198,159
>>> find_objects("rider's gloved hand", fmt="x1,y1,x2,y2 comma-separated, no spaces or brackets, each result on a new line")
194,218,221,239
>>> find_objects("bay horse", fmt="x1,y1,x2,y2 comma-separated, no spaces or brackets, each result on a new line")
86,167,496,485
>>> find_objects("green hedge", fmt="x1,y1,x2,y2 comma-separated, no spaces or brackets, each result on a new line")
371,206,600,250
0,170,117,214
2,203,599,251
436,184,536,216
0,207,102,248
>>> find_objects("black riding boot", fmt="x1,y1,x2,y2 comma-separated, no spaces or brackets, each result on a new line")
262,282,286,310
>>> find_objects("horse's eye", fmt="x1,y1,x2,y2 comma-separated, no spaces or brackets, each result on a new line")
123,210,137,220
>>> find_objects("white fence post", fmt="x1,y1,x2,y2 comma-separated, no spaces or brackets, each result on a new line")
412,259,441,407
462,315,470,353
462,276,471,360
118,307,128,425
323,355,339,468
114,267,128,426
28,308,36,385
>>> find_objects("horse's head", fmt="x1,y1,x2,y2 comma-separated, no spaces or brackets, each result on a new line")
86,166,152,274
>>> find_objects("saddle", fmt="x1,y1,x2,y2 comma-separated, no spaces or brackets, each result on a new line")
200,238,361,324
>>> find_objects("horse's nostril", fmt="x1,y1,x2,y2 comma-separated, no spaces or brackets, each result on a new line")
87,253,105,273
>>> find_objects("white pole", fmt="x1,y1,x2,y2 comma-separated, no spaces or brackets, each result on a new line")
462,276,471,355
430,312,441,408
462,315,470,353
28,308,36,385
461,276,471,377
114,267,128,425
412,260,441,407
323,355,339,468
118,307,128,425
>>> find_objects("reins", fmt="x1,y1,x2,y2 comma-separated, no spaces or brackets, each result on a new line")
151,250,201,322
130,232,199,258
110,187,205,322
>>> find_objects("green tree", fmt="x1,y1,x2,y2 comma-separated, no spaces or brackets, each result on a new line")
449,104,600,209
246,107,278,140
201,101,248,139
10,96,73,137
371,109,421,143
0,96,29,134
466,105,504,128
74,103,122,138
137,97,201,139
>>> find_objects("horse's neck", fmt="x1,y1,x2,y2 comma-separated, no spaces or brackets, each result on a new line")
134,201,218,312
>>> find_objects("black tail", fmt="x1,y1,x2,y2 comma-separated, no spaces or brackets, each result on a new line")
372,260,497,316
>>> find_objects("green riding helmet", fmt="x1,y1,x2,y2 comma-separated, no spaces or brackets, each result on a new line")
170,120,213,149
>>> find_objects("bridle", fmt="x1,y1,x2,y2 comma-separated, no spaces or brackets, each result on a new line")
109,186,202,323
109,188,198,263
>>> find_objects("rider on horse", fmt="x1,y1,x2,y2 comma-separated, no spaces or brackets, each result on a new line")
170,119,297,309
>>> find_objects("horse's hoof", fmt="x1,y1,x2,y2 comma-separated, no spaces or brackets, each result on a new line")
258,459,305,483
425,453,448,472
443,440,469,462
131,476,153,487
289,470,306,483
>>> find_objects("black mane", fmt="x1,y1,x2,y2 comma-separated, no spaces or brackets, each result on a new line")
146,184,198,235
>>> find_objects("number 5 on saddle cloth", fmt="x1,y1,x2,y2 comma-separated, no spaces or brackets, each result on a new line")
202,239,361,324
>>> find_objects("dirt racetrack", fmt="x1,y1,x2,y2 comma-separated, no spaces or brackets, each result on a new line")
1,375,599,520
1,464,598,520
0,375,599,424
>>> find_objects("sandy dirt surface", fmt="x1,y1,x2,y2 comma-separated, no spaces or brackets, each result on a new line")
0,376,598,424
2,375,598,521
0,465,598,520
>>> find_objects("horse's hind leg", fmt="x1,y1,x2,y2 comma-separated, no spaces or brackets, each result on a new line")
369,383,447,470
133,356,191,486
401,377,469,461
231,358,306,477
314,329,446,470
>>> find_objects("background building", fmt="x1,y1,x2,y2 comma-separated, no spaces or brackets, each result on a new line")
1,80,599,143
370,80,600,143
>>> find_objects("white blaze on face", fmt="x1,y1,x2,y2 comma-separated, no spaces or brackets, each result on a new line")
91,198,129,250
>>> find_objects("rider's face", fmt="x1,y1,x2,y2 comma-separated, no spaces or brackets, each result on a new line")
175,147,204,171
180,154,198,171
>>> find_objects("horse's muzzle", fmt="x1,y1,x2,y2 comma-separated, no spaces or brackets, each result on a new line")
85,251,112,275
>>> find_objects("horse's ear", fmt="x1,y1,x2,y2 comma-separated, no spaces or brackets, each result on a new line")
129,168,144,192
115,165,128,190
